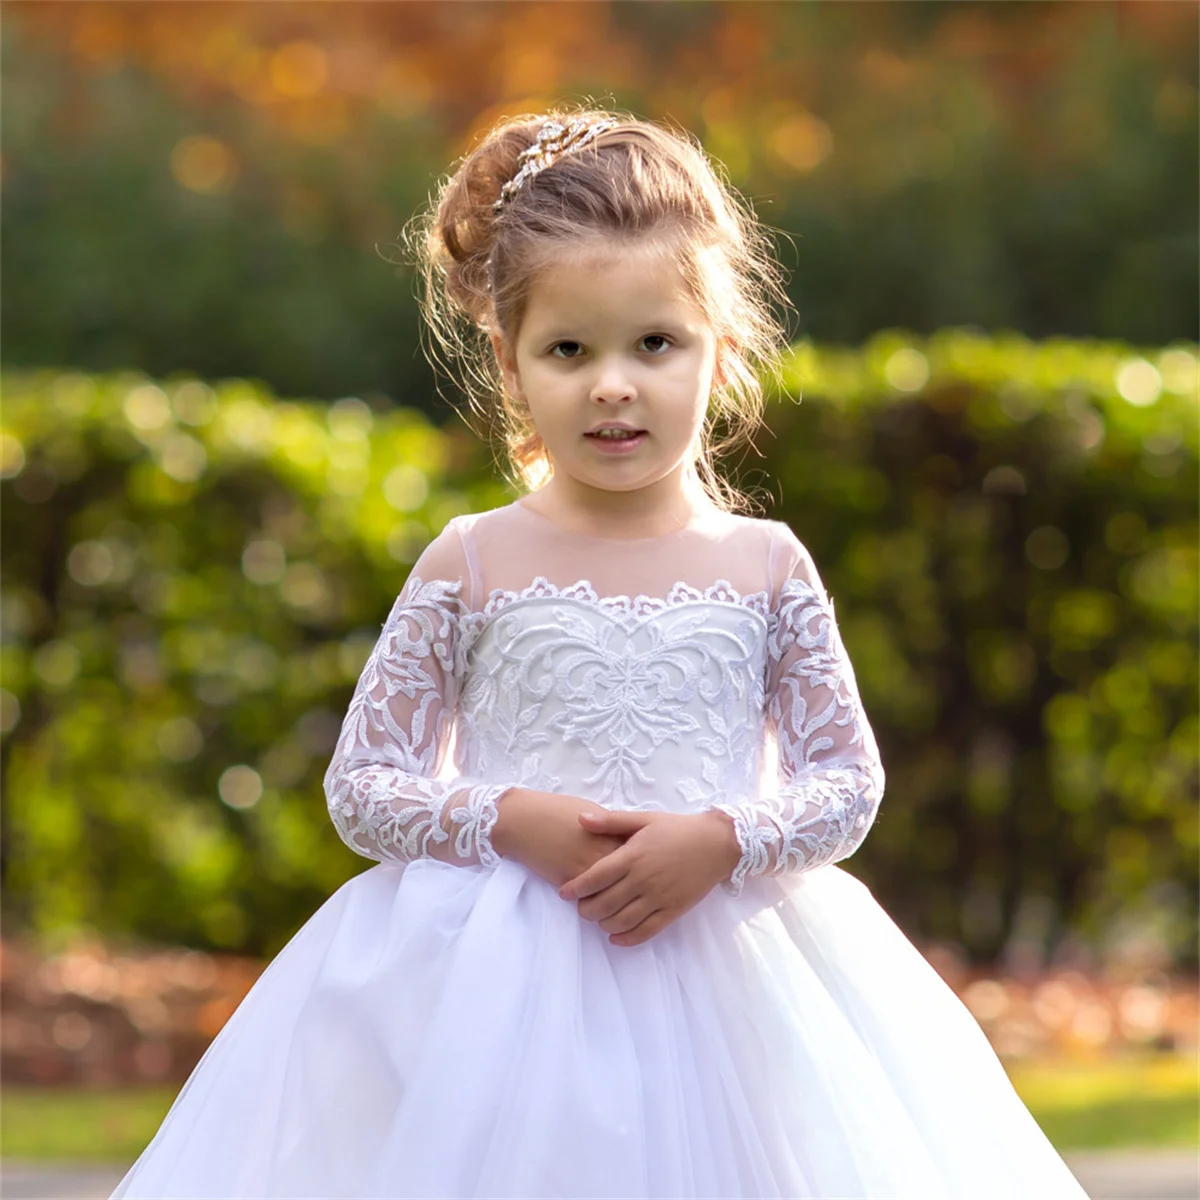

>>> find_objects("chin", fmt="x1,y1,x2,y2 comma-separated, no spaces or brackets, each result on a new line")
580,476,648,493
588,466,676,492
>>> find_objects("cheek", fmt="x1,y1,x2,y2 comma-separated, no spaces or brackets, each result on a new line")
523,390,574,446
668,357,715,419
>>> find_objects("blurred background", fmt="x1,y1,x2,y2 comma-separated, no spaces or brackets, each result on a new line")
1,0,1197,1191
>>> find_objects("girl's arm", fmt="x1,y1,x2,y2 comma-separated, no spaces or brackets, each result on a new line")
322,524,520,869
711,527,885,896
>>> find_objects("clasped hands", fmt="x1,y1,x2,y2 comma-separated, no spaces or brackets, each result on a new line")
492,788,742,949
560,808,743,946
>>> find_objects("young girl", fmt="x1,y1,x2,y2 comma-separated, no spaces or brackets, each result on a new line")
112,108,1089,1199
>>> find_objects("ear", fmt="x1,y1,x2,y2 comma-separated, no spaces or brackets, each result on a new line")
712,335,737,391
490,332,523,400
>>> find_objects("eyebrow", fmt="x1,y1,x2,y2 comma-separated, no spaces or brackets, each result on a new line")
530,318,691,340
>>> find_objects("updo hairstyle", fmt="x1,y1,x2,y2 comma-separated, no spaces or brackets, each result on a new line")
407,104,792,511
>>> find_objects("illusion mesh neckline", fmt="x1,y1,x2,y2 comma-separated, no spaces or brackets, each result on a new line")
512,497,715,543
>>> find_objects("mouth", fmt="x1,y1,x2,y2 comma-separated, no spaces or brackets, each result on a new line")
584,428,648,454
584,428,646,441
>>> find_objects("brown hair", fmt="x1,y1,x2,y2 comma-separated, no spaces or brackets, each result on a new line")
405,104,793,512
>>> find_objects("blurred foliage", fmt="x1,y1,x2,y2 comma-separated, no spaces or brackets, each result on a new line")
768,332,1198,968
1,333,1195,966
2,2,1197,412
0,368,512,955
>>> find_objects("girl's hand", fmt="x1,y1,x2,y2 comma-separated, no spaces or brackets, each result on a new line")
558,809,742,947
492,788,630,889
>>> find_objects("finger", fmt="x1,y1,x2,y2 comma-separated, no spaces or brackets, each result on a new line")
579,810,653,835
560,852,630,901
599,897,653,936
579,877,640,923
611,909,666,947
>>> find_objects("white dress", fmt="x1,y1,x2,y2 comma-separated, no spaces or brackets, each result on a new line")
111,499,1090,1200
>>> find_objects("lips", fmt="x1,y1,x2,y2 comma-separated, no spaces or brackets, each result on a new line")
584,427,648,454
584,428,646,440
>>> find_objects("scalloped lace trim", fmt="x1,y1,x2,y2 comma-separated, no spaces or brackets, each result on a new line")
454,576,781,666
478,576,771,620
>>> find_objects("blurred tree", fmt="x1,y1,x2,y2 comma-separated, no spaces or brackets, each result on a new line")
2,1,1196,412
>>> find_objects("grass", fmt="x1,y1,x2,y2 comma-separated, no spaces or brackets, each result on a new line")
1,1085,176,1163
1,1054,1196,1163
1006,1052,1199,1152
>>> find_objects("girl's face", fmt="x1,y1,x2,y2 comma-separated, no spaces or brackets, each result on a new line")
493,237,719,503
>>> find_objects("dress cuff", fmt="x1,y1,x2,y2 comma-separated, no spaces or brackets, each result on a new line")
449,781,516,868
710,800,773,897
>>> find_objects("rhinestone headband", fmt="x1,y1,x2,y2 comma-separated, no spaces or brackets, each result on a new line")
492,117,618,212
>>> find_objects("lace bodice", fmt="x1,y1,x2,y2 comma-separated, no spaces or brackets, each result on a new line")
322,499,885,896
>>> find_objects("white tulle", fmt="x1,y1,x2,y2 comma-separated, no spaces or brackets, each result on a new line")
111,499,1089,1199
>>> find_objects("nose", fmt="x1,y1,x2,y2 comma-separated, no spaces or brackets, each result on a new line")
589,354,636,405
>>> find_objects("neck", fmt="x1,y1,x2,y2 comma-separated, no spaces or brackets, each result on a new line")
534,464,712,538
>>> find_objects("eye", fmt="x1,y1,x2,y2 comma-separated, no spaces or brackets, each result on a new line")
639,334,672,354
549,341,585,359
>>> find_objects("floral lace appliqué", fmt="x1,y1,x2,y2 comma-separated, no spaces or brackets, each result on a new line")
458,580,768,811
711,574,885,894
324,571,884,902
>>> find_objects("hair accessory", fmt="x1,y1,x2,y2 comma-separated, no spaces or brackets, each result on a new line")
493,117,617,212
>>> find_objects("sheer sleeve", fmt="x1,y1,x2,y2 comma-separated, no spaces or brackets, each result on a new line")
712,526,885,896
322,522,519,869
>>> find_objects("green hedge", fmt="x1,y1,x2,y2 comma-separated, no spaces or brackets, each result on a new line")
769,332,1197,966
2,330,1195,963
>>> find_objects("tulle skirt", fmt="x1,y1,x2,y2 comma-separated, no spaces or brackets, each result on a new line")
110,857,1089,1199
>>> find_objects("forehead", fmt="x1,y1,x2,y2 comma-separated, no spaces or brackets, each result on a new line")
521,237,705,330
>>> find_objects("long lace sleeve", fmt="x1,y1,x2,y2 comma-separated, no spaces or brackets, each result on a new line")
712,529,885,896
322,524,518,869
